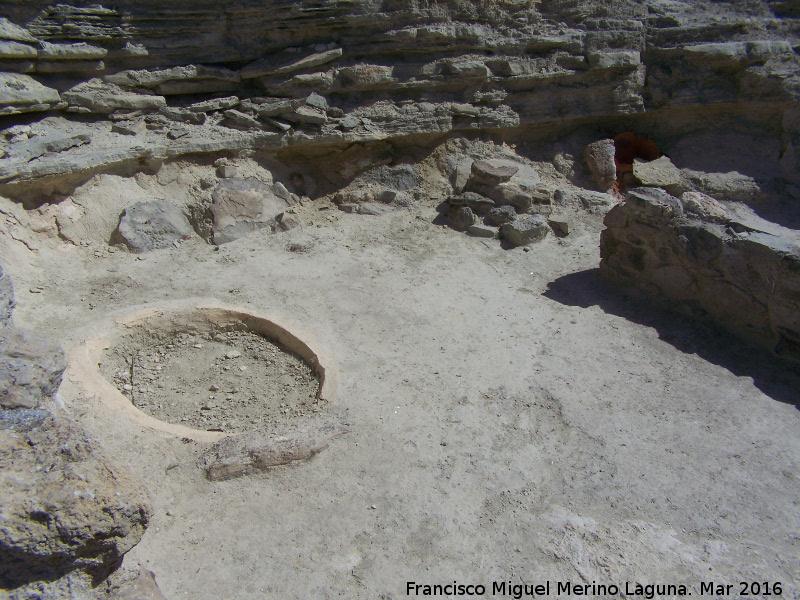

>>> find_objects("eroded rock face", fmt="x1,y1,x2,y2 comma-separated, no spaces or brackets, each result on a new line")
0,1,797,197
600,187,800,359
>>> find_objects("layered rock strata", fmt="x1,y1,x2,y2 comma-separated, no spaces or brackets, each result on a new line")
0,1,797,200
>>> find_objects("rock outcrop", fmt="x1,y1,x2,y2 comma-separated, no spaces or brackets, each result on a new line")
0,1,797,199
0,265,151,595
600,187,800,360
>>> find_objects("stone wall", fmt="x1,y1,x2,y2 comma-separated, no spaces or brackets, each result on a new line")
600,187,800,360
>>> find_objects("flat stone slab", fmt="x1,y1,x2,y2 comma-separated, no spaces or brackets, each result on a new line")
632,156,681,188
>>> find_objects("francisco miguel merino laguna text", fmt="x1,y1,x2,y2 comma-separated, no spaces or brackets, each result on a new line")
406,580,692,599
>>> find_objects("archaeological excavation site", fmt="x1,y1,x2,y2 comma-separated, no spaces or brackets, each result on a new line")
2,1,800,598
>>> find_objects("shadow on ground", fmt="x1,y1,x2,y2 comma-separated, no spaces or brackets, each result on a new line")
543,268,800,408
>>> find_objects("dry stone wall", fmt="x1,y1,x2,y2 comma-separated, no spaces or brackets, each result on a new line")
600,187,800,360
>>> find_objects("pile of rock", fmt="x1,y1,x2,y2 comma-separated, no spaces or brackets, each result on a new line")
441,158,559,246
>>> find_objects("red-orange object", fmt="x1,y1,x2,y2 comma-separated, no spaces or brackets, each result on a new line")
613,131,659,173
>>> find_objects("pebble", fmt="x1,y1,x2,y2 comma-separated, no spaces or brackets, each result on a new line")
225,350,242,359
239,366,247,371
122,384,133,391
193,343,203,349
209,384,220,392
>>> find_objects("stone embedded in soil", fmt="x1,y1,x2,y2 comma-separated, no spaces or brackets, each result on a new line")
210,177,287,244
202,421,348,481
467,223,498,238
358,203,391,216
500,215,549,247
114,200,194,253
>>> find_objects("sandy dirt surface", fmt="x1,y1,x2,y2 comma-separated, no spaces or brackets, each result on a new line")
100,327,321,434
5,198,800,599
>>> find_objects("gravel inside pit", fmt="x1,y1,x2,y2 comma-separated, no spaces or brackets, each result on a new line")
101,327,322,434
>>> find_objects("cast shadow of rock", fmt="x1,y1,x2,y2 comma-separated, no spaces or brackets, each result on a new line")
543,268,800,408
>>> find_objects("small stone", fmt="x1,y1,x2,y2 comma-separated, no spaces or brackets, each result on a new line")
632,156,681,188
548,217,569,235
470,160,518,185
217,164,238,179
111,121,143,136
209,384,220,392
193,343,203,349
449,206,476,231
584,139,616,191
225,350,241,359
484,205,516,226
358,203,391,216
122,384,133,392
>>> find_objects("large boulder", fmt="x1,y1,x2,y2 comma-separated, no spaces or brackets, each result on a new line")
600,186,800,360
114,200,194,253
0,410,151,589
0,328,66,410
210,178,286,244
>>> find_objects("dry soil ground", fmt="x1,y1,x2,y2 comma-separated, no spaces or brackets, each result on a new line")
5,200,800,599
